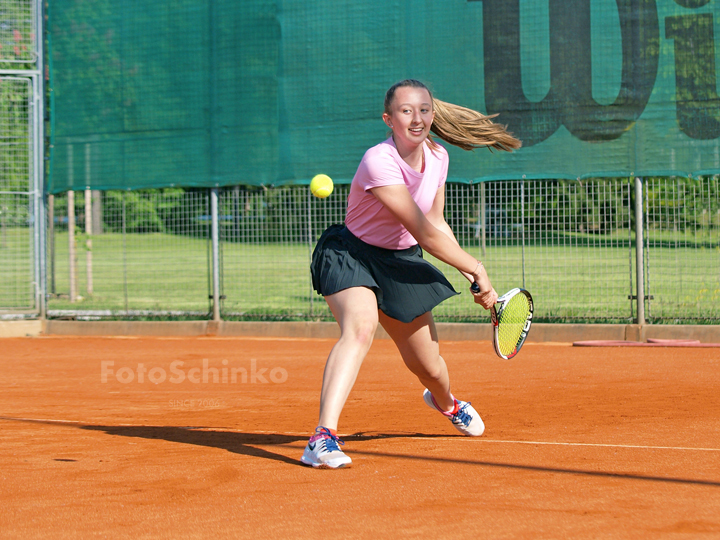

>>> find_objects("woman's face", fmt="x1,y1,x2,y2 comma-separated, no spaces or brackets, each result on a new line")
383,86,434,149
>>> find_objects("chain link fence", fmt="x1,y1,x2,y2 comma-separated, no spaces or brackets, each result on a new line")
44,178,720,323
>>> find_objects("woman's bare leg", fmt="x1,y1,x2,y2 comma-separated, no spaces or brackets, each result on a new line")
378,311,455,412
317,286,379,430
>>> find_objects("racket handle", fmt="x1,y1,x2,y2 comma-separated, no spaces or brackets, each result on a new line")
470,282,480,293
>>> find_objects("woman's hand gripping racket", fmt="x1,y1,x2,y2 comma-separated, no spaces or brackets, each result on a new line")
471,283,534,359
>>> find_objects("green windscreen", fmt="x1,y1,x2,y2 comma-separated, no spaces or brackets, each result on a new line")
48,0,720,193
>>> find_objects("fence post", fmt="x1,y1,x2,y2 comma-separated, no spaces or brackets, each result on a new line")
85,188,93,296
84,144,93,296
48,194,55,295
307,188,314,317
479,182,486,257
210,187,221,322
521,180,526,289
68,190,77,303
122,193,129,314
634,176,645,326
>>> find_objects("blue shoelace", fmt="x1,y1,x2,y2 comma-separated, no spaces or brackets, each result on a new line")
452,403,473,426
316,427,344,451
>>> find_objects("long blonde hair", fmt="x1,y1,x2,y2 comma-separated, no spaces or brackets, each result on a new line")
384,79,522,152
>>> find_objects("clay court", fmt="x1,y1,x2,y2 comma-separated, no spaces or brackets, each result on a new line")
2,335,720,539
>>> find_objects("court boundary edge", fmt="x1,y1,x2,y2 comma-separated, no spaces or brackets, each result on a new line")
1,320,718,343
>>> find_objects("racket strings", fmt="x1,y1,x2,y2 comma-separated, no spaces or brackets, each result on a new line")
497,294,531,356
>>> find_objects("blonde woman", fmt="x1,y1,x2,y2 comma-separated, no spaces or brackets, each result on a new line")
302,79,521,468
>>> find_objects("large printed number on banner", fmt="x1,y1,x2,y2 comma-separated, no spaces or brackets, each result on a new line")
473,0,719,144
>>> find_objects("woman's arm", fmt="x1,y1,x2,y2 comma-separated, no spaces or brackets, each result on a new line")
425,185,472,281
370,183,497,308
425,184,496,305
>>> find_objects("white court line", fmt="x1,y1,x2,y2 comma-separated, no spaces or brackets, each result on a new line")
416,438,720,453
214,428,720,453
1,416,82,424
4,417,720,453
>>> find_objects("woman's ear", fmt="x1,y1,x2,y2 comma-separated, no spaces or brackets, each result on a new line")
382,112,393,129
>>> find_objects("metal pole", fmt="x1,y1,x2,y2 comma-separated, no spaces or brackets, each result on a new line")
35,1,47,318
85,188,93,296
627,182,634,319
122,195,129,314
480,182,486,257
521,180,526,289
210,187,221,322
84,144,93,296
307,188,314,317
48,194,55,295
634,176,645,325
68,189,77,303
208,0,221,323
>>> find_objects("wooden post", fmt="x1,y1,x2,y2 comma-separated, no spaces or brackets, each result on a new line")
92,190,103,235
1,203,5,249
84,145,93,296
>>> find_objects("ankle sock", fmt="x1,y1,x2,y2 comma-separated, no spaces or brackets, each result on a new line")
431,394,459,416
310,426,337,442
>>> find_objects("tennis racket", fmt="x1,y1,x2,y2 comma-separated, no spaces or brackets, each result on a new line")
471,284,534,359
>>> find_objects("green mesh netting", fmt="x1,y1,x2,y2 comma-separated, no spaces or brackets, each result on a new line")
48,0,720,194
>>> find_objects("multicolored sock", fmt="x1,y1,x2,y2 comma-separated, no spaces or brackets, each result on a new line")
431,394,459,417
309,426,337,442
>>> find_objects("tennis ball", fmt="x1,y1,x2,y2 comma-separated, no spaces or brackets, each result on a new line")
310,174,334,199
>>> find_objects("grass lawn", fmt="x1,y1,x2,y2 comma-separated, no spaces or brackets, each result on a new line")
37,230,720,323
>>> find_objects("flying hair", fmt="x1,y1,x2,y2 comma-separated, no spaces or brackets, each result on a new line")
384,79,522,152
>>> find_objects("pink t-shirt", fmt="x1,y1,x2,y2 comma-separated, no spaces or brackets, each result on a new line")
345,138,449,249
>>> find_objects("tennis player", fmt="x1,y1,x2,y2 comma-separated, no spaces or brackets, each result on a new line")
301,79,521,468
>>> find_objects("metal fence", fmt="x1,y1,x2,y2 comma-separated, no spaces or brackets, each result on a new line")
644,177,720,322
1,0,44,317
44,177,720,323
3,0,719,326
0,76,36,313
0,0,37,65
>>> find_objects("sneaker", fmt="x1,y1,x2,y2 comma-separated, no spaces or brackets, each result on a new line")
423,389,485,437
300,427,352,469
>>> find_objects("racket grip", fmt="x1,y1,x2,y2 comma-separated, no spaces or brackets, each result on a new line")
470,282,480,293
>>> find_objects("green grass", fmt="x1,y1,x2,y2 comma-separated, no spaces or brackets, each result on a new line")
49,232,212,313
0,227,35,310
38,230,720,323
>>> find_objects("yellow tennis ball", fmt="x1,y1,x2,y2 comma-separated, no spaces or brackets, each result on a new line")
310,174,334,199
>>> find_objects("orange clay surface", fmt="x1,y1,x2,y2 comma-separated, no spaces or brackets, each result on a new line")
1,336,720,539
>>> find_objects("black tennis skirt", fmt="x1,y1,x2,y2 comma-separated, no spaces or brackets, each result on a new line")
311,224,459,323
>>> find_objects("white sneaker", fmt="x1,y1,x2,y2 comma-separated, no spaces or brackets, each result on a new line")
300,427,352,469
423,389,485,436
